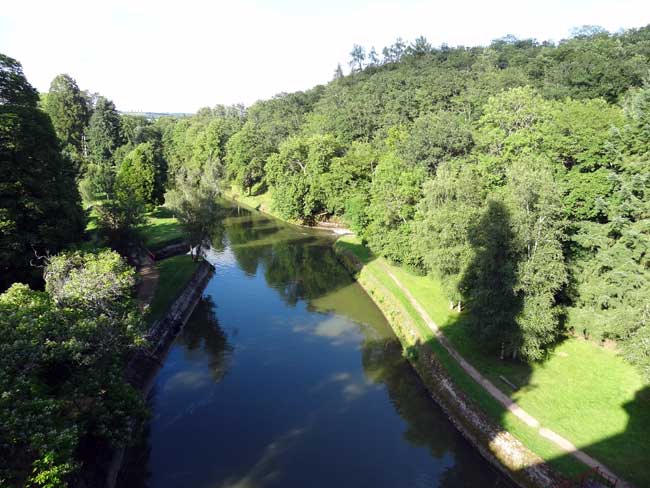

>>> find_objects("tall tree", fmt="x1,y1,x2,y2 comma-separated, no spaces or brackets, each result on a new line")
333,63,344,80
418,162,485,310
86,96,121,165
43,74,89,166
504,159,567,360
364,144,426,268
116,142,165,206
0,54,38,106
368,47,380,66
164,162,223,259
0,250,143,486
0,54,84,290
409,36,433,56
349,44,366,72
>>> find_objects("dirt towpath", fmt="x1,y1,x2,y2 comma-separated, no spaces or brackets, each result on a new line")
136,253,159,311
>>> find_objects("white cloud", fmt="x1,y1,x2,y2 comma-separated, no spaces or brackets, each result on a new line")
1,0,648,112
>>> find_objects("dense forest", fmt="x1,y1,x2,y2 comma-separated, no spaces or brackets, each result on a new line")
1,24,650,486
163,26,650,369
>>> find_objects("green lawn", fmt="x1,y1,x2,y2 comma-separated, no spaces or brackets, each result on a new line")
146,255,199,323
138,207,185,250
336,235,649,487
223,185,287,221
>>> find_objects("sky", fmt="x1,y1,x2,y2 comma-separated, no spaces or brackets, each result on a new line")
1,0,649,113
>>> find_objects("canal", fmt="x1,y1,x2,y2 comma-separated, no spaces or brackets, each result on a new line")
121,203,509,488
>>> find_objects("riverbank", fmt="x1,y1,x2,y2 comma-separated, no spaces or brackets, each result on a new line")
334,236,643,488
223,186,352,234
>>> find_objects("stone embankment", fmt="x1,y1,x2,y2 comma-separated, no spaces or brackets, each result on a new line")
125,259,214,393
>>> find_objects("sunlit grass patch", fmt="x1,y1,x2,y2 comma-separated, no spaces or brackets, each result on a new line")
139,206,185,250
146,254,199,323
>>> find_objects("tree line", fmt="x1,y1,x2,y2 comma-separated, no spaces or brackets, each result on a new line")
164,27,650,373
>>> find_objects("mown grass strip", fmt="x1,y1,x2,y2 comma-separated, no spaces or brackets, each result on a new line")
146,255,200,323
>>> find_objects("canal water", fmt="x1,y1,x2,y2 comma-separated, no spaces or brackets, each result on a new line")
121,204,509,488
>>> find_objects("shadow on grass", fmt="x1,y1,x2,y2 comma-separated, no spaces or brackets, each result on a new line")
140,222,186,251
411,332,650,486
147,207,175,219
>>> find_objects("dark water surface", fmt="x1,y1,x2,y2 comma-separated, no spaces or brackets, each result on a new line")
122,204,509,488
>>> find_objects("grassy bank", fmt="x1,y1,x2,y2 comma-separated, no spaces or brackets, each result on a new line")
138,207,185,251
146,255,200,323
222,185,288,221
335,235,648,487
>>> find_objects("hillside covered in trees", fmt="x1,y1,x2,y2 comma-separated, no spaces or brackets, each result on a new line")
1,23,650,486
159,26,650,377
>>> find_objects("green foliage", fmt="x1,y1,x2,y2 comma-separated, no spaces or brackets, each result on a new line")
86,96,121,166
43,74,89,165
364,150,426,268
164,161,223,258
475,86,550,181
417,162,485,303
0,250,144,486
541,98,623,170
225,121,271,193
397,111,473,170
120,114,160,146
116,142,166,206
94,191,146,242
224,91,321,194
0,55,84,290
0,54,39,107
567,157,650,349
624,78,650,155
321,141,376,216
503,159,568,360
265,134,342,221
540,31,649,102
162,105,244,180
561,167,613,220
461,198,521,356
44,249,136,317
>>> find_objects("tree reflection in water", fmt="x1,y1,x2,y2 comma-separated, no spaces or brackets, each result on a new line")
119,296,232,487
